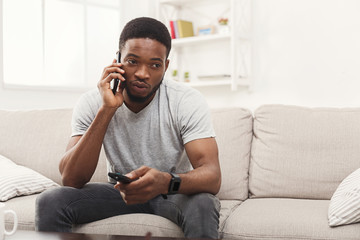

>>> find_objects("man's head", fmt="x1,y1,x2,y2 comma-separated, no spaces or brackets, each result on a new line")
119,17,171,59
118,17,171,109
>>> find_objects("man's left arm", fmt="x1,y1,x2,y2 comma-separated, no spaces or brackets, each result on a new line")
178,137,221,195
175,89,221,195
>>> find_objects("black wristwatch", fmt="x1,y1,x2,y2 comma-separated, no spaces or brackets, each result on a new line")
168,173,181,195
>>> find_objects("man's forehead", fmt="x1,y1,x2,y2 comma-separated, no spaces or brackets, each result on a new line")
124,38,163,48
122,38,167,59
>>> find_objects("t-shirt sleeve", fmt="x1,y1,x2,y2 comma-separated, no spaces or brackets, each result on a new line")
71,90,100,137
177,89,215,144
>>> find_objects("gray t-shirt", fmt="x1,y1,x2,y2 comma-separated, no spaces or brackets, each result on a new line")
71,79,215,176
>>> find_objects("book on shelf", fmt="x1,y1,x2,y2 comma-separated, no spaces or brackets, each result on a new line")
173,20,179,38
169,20,176,39
177,20,194,38
169,20,194,39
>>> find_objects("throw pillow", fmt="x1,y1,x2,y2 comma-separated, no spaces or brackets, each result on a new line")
328,168,360,227
0,154,59,201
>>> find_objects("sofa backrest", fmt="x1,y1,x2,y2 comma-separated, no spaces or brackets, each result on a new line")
211,108,253,201
250,105,360,200
0,109,108,185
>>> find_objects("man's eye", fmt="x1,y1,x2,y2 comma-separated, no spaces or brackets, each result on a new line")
127,59,136,65
152,63,162,68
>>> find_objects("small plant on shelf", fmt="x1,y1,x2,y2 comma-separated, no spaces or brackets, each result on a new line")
172,69,178,81
218,17,229,34
184,71,190,82
218,18,228,25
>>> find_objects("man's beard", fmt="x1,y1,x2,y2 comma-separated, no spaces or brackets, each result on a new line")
125,78,163,103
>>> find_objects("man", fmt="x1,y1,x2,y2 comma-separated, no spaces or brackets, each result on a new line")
36,17,221,239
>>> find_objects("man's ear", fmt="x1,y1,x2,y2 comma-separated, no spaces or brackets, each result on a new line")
165,59,170,72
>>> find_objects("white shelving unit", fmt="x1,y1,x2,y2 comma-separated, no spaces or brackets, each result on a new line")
171,34,231,46
156,0,252,91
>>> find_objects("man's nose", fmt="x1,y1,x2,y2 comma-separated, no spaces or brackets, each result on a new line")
134,64,150,79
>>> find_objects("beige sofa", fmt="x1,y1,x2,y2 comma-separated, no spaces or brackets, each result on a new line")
1,105,360,239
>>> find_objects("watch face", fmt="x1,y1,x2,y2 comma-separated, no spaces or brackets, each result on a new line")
173,181,181,191
169,173,181,194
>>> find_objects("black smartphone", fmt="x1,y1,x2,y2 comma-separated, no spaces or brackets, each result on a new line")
108,172,135,184
111,52,122,95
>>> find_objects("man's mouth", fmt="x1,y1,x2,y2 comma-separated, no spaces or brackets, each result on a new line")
132,81,148,89
129,80,150,94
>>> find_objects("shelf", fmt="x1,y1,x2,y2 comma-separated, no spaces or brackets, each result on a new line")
172,34,231,47
183,77,250,88
157,0,252,91
159,0,218,7
185,79,231,87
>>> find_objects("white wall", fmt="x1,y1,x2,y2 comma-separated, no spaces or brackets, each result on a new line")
1,0,360,111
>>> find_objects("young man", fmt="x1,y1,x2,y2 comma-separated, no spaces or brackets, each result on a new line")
35,17,221,239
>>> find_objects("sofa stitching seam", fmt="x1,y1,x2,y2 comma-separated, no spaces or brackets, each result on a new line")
219,201,243,234
79,222,181,232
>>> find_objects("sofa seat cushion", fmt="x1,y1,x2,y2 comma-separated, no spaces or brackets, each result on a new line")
74,199,242,237
73,213,184,237
250,105,360,199
5,191,241,237
5,194,38,231
222,198,360,240
219,200,242,233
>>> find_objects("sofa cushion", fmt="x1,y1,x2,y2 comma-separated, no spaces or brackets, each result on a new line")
7,191,241,238
222,198,360,240
250,105,360,199
73,199,242,237
328,168,360,227
0,109,108,185
218,200,242,233
74,214,184,237
0,155,59,201
5,194,38,231
0,109,73,185
211,108,253,201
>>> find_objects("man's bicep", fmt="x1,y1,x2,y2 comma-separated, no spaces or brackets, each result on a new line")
184,137,219,169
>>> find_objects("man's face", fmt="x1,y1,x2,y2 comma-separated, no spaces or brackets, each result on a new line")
120,38,169,103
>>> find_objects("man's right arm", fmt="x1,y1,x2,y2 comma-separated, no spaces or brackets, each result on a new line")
59,59,126,188
59,106,117,188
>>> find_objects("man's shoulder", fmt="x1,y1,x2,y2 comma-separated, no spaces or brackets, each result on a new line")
82,88,100,99
79,89,101,104
160,79,209,117
161,79,203,100
74,89,101,114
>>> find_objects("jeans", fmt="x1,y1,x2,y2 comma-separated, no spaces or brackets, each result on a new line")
35,182,220,239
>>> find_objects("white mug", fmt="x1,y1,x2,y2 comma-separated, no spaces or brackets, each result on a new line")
0,203,17,240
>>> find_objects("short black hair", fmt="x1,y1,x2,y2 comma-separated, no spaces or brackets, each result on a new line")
119,17,172,58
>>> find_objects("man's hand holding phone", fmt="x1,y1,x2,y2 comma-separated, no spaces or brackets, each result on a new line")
97,57,126,110
108,172,137,184
113,166,171,205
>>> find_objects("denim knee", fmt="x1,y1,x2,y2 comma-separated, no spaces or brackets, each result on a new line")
35,186,74,232
188,193,219,217
181,193,220,239
195,193,220,211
